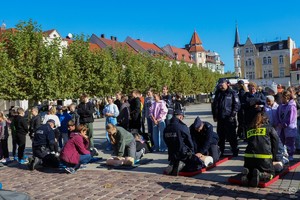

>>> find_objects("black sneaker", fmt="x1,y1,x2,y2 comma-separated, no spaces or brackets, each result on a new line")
241,168,249,186
233,149,239,157
259,172,273,182
171,161,185,176
29,157,40,171
250,168,260,187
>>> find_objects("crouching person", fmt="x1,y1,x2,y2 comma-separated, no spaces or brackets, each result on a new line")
29,119,59,170
241,111,279,187
163,110,206,176
190,116,220,163
60,124,91,174
106,124,145,165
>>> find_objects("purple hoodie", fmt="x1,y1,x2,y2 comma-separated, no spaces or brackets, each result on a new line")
149,100,168,122
276,99,297,137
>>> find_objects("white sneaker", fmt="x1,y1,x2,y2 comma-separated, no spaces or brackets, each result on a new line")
0,158,6,163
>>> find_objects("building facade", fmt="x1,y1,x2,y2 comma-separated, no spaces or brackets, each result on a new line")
233,25,296,87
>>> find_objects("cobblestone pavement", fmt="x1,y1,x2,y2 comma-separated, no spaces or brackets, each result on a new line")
0,103,299,199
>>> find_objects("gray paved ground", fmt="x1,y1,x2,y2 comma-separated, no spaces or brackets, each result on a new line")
0,103,300,199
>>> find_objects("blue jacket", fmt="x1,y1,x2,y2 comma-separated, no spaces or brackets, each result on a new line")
163,117,194,161
212,88,240,120
190,121,218,154
57,112,72,134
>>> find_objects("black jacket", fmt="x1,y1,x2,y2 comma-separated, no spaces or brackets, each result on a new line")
162,94,174,115
190,122,218,154
32,123,56,152
77,101,95,124
14,115,28,135
69,111,80,126
212,88,240,120
29,115,41,137
163,117,194,161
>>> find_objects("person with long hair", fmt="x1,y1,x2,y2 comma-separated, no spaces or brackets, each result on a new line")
241,111,279,187
60,124,91,174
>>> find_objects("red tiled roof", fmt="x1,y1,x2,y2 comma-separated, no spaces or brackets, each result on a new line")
100,38,137,53
43,29,55,37
189,45,205,52
89,43,101,51
134,39,163,53
189,31,202,45
170,46,195,63
291,48,300,70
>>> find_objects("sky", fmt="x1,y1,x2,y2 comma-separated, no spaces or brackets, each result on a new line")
1,0,300,73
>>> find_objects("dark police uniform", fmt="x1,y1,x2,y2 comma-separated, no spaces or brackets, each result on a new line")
212,86,240,156
190,121,220,163
164,117,204,172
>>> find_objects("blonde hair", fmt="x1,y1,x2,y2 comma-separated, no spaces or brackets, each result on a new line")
106,124,117,145
49,107,56,115
76,124,88,133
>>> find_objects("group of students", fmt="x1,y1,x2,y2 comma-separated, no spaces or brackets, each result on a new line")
211,78,300,187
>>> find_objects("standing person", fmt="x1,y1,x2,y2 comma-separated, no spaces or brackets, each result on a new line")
242,82,266,129
236,80,247,140
60,124,92,174
149,91,168,152
103,96,120,151
69,103,80,127
174,93,185,114
29,106,41,140
276,91,297,161
114,92,122,111
190,116,220,163
14,108,29,164
129,90,142,133
161,85,174,126
0,112,10,163
144,88,155,144
117,95,130,131
241,111,279,187
29,119,59,170
163,110,206,176
77,93,97,154
57,106,72,147
212,78,240,157
9,109,18,160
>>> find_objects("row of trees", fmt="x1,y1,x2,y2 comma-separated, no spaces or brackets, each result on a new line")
0,20,232,103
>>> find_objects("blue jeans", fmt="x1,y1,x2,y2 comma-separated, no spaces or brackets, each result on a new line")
147,117,153,135
106,117,117,150
152,121,167,151
74,154,92,169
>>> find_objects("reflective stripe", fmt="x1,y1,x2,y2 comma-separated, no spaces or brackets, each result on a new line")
244,153,272,159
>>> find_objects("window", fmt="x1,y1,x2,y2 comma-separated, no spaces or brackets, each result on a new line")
279,55,284,64
297,74,300,81
279,43,283,50
249,47,253,52
237,49,240,55
263,45,270,51
263,70,273,78
246,71,255,79
245,48,249,53
296,61,300,69
263,57,267,65
245,60,248,66
280,68,285,77
268,70,273,78
268,56,272,64
198,53,202,57
237,59,240,67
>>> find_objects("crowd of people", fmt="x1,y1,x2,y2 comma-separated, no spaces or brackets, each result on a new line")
0,82,299,187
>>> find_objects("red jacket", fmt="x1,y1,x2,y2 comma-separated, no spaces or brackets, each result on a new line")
60,133,90,164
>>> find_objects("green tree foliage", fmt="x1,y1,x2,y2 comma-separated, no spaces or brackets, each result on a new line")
0,19,224,101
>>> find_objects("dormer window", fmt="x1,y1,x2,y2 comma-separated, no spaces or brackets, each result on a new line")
182,54,185,60
53,34,57,38
174,53,178,60
279,43,283,50
245,48,249,53
263,45,270,51
249,47,253,53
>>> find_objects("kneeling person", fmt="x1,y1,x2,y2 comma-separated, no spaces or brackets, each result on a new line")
29,119,59,170
163,110,206,176
190,116,220,163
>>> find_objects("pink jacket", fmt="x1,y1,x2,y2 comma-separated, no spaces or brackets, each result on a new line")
60,133,90,164
149,100,168,122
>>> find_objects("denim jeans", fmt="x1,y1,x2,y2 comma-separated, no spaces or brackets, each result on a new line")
74,154,92,169
152,120,167,151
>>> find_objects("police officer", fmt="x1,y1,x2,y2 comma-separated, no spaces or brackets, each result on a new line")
237,80,247,139
241,111,279,187
212,78,240,157
190,116,220,163
29,119,58,170
163,110,205,176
